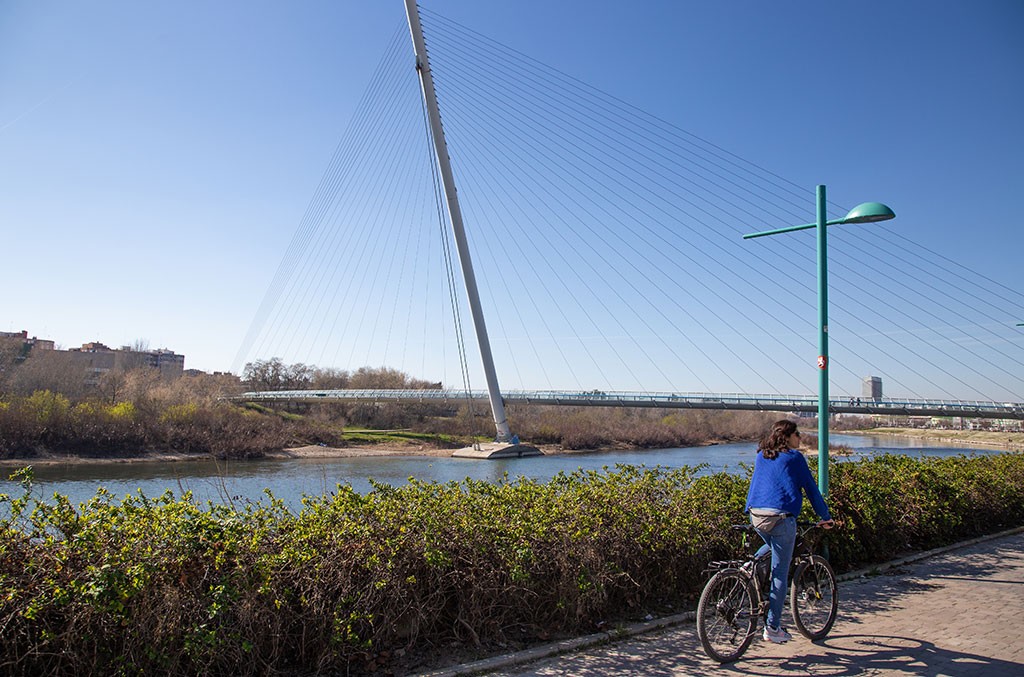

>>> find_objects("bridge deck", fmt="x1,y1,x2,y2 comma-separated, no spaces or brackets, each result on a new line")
236,389,1024,421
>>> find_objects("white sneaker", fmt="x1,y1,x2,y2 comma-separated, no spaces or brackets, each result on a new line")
763,625,792,643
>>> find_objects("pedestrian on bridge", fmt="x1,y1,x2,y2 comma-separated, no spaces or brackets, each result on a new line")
746,419,834,643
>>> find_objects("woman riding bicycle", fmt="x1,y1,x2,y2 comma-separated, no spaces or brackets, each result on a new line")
746,419,834,643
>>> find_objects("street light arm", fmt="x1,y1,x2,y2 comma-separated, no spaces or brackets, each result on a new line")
743,218,847,239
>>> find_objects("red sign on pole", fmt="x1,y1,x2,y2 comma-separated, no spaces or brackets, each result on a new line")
817,356,827,369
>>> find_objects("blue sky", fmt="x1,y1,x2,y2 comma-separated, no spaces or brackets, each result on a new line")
2,1,1022,401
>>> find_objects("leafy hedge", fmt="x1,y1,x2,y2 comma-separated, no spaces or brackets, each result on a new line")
2,452,1023,675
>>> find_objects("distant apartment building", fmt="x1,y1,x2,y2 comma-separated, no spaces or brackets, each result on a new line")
0,330,55,353
70,342,117,384
69,342,184,383
862,376,883,400
148,349,185,380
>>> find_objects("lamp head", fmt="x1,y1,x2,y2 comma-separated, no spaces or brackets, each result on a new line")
842,202,895,224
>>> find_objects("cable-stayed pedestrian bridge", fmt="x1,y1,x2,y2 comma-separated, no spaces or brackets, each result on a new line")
235,3,1024,454
237,389,1024,421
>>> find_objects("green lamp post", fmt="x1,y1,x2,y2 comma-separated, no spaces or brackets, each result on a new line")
744,186,895,498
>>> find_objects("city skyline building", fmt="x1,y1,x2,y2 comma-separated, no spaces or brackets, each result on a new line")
863,376,883,401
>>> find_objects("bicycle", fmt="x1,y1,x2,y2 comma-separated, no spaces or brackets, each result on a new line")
695,520,838,663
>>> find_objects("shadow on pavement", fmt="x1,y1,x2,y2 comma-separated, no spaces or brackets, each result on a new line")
732,634,1024,677
499,632,1024,677
829,539,1020,623
491,534,1024,676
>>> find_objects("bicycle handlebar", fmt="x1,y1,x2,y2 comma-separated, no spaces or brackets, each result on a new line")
732,519,832,531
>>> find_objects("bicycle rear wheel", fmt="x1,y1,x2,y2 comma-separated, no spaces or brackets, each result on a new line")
790,555,838,640
696,569,757,663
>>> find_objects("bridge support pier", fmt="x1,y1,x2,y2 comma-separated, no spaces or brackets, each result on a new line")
452,441,543,459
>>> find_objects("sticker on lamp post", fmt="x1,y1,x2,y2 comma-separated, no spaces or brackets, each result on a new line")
817,356,827,369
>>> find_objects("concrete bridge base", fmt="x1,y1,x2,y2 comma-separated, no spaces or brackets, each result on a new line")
451,442,543,459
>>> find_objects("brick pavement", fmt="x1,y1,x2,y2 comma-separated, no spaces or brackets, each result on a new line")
485,531,1024,676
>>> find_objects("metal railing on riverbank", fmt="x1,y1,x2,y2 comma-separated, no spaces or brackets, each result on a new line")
233,389,1024,420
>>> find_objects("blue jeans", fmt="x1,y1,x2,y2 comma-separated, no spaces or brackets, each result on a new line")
753,515,796,630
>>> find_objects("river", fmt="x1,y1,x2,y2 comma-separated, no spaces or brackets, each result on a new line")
1,434,1011,510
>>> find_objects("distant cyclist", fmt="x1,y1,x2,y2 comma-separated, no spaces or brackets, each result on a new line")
746,419,834,643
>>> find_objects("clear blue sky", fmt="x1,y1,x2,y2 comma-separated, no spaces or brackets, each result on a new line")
2,1,1022,400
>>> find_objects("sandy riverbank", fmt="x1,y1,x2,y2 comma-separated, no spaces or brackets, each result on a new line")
838,428,1024,451
0,442,572,466
269,444,458,459
3,430,1018,468
0,438,743,467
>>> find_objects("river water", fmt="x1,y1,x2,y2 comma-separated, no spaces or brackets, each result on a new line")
2,434,1010,510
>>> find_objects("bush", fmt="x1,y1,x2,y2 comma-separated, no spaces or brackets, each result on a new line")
493,406,774,450
0,392,341,459
2,452,1023,674
826,453,1024,564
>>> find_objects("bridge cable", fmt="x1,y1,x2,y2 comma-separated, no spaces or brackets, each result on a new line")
425,33,942,395
235,24,408,372
431,56,815,395
423,18,929,399
419,10,1019,399
419,82,476,416
254,26,414,365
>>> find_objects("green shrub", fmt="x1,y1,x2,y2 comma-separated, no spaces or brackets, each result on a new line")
1,452,1022,675
24,390,71,424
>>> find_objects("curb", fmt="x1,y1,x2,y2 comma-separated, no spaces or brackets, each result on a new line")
413,525,1024,677
412,611,695,677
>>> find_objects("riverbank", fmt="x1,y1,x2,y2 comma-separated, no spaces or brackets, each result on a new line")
0,431,919,467
841,427,1024,451
0,439,724,466
0,444,466,466
0,391,780,463
15,424,1013,469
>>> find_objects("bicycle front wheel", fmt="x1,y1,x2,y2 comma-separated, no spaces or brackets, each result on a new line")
696,569,757,663
790,555,838,640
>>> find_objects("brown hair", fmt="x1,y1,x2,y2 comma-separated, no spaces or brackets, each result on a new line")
758,419,798,460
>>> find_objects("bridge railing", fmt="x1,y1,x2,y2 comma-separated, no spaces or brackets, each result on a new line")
234,389,1023,420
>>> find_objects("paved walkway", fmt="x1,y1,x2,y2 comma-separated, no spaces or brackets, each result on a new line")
488,531,1024,676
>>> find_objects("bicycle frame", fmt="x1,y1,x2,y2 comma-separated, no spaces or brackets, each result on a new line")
703,522,825,624
697,521,837,662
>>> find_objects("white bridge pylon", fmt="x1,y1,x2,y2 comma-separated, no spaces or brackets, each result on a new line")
405,0,514,444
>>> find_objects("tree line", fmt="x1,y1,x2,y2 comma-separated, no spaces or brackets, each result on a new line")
0,342,455,458
0,341,780,457
241,358,440,392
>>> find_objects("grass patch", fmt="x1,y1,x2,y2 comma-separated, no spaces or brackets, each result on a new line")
341,429,480,448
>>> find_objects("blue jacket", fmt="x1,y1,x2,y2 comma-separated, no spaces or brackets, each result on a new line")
745,449,831,520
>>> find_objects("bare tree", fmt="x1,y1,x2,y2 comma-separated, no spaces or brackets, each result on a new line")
243,358,288,391
242,358,317,391
0,337,28,393
312,367,350,389
285,363,313,389
121,368,163,413
115,338,152,372
97,368,128,404
6,351,88,398
349,366,437,389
